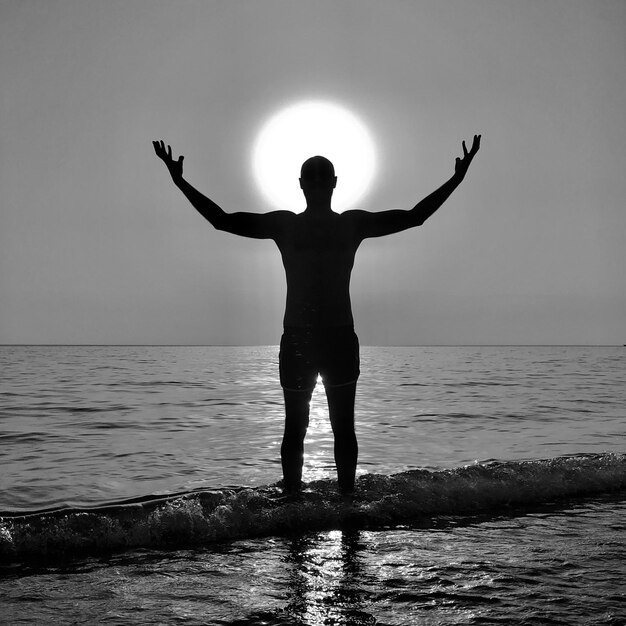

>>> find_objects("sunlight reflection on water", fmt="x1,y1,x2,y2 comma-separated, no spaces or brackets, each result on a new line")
306,376,337,482
4,499,623,625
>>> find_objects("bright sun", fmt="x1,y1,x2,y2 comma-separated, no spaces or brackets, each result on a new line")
252,100,377,212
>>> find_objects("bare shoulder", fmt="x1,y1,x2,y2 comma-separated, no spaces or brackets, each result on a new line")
264,209,297,241
339,209,381,229
338,209,376,227
269,210,296,218
339,208,417,239
334,210,376,242
224,209,296,239
340,209,373,220
263,210,296,222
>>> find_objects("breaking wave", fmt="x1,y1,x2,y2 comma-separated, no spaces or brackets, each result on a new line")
1,453,625,564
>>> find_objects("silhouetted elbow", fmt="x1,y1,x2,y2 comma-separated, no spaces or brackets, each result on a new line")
208,211,229,231
408,211,425,228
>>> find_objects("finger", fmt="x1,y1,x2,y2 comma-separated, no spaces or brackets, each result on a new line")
472,134,481,154
178,155,184,164
167,145,172,159
462,140,468,157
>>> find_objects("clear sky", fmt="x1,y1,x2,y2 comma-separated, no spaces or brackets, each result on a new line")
1,0,625,345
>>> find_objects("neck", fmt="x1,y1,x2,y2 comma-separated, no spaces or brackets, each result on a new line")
304,204,333,216
302,193,334,215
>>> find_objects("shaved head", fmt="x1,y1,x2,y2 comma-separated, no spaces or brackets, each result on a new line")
300,156,335,181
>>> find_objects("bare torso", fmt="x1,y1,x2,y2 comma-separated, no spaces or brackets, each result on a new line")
275,211,361,328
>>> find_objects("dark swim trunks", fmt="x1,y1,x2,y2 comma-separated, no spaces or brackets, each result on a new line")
279,326,360,391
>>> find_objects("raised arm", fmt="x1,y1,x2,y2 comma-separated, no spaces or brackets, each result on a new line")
350,134,481,240
152,140,288,239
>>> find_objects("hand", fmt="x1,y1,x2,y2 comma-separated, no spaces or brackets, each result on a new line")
153,140,184,181
454,134,481,179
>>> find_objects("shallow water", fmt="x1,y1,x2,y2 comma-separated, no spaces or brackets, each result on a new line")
2,496,624,625
1,345,624,510
1,345,625,624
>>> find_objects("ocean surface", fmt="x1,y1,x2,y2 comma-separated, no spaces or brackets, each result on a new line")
1,345,625,624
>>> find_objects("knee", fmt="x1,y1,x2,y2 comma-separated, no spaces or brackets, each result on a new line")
332,423,356,444
329,410,355,437
283,418,309,442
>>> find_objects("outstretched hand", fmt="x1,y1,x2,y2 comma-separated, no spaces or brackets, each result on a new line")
153,140,184,181
454,134,481,179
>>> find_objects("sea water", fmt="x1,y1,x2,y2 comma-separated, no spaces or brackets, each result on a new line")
1,345,625,624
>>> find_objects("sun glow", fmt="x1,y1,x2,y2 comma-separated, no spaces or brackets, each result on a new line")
252,100,377,212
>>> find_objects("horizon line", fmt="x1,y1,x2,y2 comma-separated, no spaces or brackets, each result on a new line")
0,343,622,348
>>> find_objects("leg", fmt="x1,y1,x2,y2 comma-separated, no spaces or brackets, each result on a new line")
325,382,358,494
281,387,314,494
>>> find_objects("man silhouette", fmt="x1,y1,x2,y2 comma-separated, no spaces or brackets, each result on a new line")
153,134,481,495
